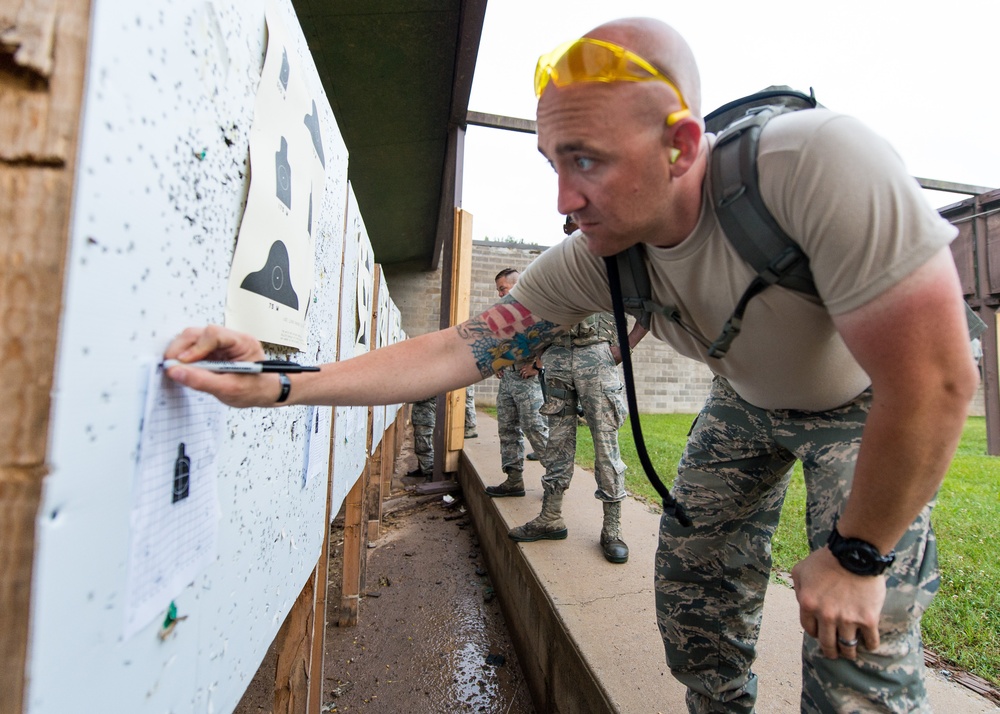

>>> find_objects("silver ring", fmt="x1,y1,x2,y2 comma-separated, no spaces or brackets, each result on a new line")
837,636,859,648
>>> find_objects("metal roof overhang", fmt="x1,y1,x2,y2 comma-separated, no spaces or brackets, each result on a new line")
291,0,487,270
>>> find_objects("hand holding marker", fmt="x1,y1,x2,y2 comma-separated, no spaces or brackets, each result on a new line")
161,359,320,373
161,327,321,407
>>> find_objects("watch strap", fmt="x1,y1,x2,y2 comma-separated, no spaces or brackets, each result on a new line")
827,524,895,576
276,372,292,403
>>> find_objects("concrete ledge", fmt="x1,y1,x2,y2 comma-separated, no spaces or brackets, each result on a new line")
459,449,614,713
457,413,998,714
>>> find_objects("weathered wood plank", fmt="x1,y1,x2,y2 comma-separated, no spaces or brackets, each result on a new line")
338,471,367,627
274,572,316,714
0,1,90,712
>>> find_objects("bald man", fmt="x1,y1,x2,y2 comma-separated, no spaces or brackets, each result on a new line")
166,17,977,713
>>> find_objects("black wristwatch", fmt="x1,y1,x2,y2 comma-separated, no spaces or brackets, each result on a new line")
826,524,895,576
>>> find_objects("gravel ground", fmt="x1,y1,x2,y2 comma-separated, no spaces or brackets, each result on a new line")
235,421,535,714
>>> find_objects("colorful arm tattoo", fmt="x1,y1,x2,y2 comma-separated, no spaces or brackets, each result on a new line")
457,296,565,378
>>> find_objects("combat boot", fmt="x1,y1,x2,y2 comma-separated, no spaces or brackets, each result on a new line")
508,492,568,541
600,501,629,563
485,470,525,497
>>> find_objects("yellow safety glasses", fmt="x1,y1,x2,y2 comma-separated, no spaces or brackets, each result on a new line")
534,37,691,125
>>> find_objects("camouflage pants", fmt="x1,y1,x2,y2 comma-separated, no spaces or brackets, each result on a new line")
496,370,548,474
411,397,435,475
539,342,628,500
465,384,477,434
655,377,937,713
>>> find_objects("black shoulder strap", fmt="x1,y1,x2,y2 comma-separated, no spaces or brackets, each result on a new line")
615,243,697,332
711,106,817,297
614,244,654,329
706,105,817,357
605,254,691,528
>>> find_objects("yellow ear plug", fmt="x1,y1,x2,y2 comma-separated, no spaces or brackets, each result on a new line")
669,147,681,164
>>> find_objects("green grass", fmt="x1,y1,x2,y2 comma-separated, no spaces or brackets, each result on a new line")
572,414,1000,686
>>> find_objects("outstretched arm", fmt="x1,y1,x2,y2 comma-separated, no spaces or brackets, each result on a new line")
164,297,568,408
791,247,979,659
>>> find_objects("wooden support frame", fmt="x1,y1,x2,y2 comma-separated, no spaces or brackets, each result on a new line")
1,2,93,712
443,207,474,472
339,465,370,627
273,571,318,712
305,468,334,712
366,442,384,538
380,421,396,503
941,188,1000,454
365,265,386,537
272,479,338,713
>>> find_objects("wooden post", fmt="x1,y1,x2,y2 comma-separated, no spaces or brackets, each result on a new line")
380,421,396,502
304,431,335,713
942,189,1000,454
273,571,317,713
339,464,368,627
364,266,385,535
443,207,474,472
339,261,375,623
1,2,92,712
975,193,1000,454
366,441,384,538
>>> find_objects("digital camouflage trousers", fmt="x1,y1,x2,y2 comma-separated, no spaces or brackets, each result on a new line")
655,377,937,713
538,341,627,500
411,397,435,475
465,384,477,434
496,370,548,474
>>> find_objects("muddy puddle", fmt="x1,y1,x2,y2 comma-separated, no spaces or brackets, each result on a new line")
319,497,535,713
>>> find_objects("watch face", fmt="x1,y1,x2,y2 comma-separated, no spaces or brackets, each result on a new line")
828,528,894,576
842,547,878,574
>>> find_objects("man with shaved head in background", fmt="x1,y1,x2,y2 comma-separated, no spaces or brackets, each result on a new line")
166,17,978,712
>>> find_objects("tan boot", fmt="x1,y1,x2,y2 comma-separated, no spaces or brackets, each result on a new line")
600,501,629,563
485,469,525,497
508,493,568,541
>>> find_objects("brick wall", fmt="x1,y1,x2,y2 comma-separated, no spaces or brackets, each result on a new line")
381,264,443,338
385,240,986,417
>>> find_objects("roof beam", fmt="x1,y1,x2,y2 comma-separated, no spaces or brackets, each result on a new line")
915,177,995,196
466,111,537,134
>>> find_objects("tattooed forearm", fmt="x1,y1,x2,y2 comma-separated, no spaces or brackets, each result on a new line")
456,296,565,378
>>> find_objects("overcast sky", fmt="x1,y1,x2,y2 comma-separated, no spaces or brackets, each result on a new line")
462,0,1000,246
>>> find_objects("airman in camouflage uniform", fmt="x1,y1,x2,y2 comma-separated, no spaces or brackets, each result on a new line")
492,364,548,485
507,312,631,564
464,384,478,438
485,269,549,498
409,388,476,478
407,396,436,478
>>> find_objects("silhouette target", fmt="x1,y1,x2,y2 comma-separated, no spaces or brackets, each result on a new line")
279,48,289,90
303,99,325,167
275,136,292,209
240,240,299,309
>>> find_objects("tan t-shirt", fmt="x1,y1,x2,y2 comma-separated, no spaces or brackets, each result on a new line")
511,110,956,411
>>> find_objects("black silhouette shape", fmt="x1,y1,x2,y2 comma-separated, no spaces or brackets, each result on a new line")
279,48,289,90
173,443,191,503
303,99,325,167
240,240,299,309
307,189,313,236
275,136,292,209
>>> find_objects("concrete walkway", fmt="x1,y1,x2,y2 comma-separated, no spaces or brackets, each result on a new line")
458,412,998,713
